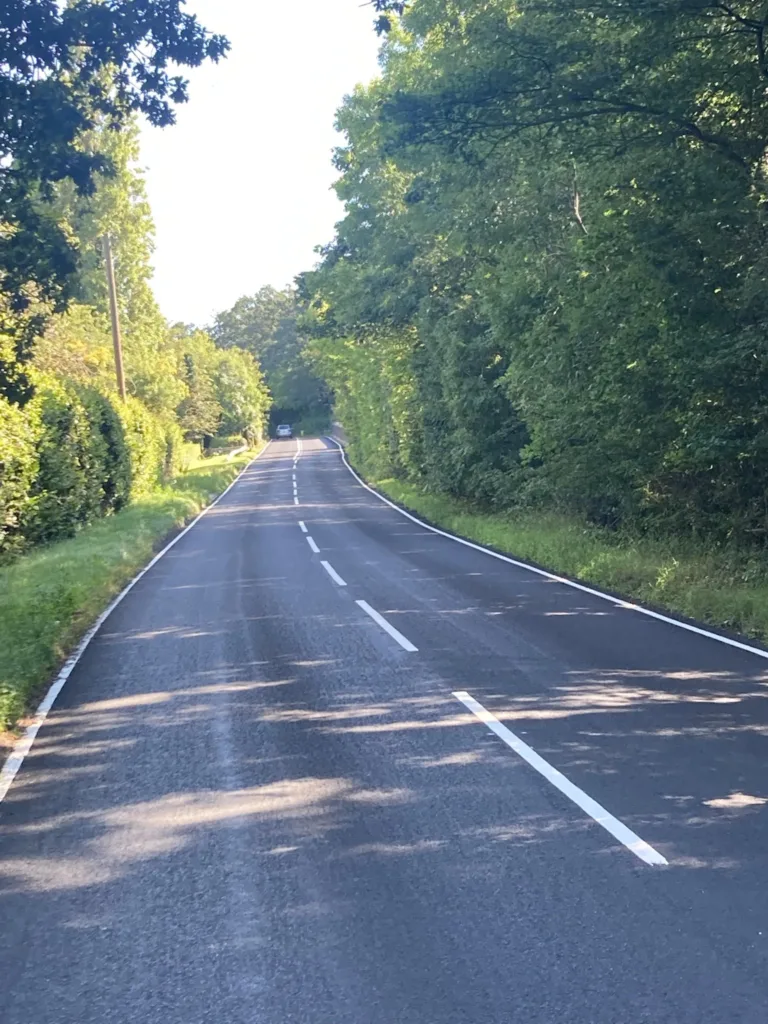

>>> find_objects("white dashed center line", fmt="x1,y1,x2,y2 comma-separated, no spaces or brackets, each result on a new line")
355,600,418,652
298,521,308,533
321,561,347,586
306,536,320,554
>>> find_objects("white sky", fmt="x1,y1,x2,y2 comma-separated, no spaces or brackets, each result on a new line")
139,0,382,326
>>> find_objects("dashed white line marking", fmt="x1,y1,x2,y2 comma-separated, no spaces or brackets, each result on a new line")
306,536,320,554
294,496,299,505
355,600,418,652
452,690,668,867
298,521,308,533
321,561,347,586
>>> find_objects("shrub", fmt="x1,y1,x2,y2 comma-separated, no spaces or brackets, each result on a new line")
117,397,166,497
78,387,131,514
25,378,133,544
0,396,39,557
26,380,101,543
162,420,185,479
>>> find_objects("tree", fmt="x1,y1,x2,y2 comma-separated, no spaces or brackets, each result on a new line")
215,348,270,443
212,286,330,428
0,0,228,403
303,0,768,542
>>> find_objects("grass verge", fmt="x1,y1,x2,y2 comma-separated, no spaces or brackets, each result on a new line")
373,476,768,648
0,449,259,738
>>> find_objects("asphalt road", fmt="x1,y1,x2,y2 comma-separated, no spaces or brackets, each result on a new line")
3,436,768,1022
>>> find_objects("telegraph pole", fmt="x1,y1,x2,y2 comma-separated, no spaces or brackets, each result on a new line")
102,234,126,401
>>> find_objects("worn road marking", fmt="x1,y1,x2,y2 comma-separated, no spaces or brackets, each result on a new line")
321,561,347,586
453,690,667,867
307,536,320,554
356,600,418,653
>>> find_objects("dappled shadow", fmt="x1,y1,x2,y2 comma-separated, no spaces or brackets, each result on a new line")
4,437,768,1020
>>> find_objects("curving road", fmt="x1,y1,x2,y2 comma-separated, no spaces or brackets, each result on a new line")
3,437,768,1022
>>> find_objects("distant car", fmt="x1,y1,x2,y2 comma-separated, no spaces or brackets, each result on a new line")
275,424,293,439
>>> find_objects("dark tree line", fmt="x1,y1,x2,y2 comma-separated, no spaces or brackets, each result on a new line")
302,0,768,542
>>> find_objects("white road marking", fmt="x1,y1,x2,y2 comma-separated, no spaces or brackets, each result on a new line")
321,561,347,586
292,473,296,482
453,690,668,867
294,496,299,505
355,600,418,652
326,437,768,664
307,536,320,554
298,521,308,533
0,441,274,805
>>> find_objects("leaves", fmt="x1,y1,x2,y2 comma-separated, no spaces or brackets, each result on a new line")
304,0,768,542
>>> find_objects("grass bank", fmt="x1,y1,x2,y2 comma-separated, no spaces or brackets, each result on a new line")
0,449,259,736
373,476,768,647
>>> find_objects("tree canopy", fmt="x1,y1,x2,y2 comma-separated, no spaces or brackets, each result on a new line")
213,286,331,431
0,0,228,402
301,0,768,542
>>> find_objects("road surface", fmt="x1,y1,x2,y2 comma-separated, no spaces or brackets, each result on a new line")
3,437,768,1022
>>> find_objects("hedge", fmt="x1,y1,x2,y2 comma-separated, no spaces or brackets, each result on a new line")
0,379,185,559
0,395,39,557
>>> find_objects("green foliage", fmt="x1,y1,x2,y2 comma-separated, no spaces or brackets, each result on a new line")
0,395,39,557
0,449,257,731
213,286,329,428
117,397,168,497
0,1,228,400
370,473,768,654
24,377,126,544
215,347,270,443
303,0,768,547
177,351,221,443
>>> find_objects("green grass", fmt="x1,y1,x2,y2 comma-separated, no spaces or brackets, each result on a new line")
374,477,768,647
0,449,260,733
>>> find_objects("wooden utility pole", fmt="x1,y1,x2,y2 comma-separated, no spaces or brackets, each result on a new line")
102,234,126,401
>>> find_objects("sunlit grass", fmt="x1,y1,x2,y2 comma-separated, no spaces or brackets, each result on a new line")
375,478,768,648
0,450,260,733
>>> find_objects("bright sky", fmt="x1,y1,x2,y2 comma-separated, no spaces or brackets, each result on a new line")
139,0,382,326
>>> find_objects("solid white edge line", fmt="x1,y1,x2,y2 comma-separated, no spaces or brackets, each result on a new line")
453,691,667,867
320,560,347,586
0,441,272,805
298,521,308,533
306,536,320,554
325,436,768,663
355,599,418,652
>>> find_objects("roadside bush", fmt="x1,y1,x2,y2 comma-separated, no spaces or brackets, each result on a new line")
0,396,39,558
78,387,131,514
163,420,185,479
27,380,102,543
1,380,192,559
25,378,132,544
118,397,166,497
